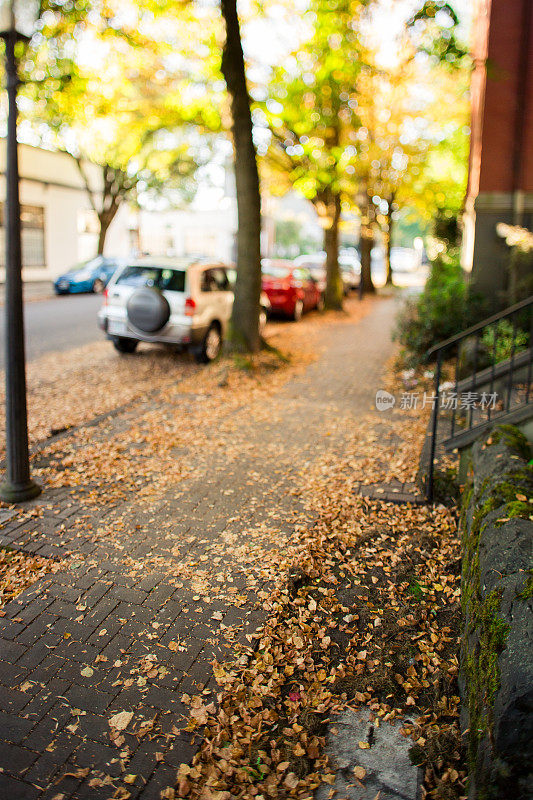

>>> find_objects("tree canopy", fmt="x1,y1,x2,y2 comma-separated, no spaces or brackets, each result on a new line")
260,0,373,305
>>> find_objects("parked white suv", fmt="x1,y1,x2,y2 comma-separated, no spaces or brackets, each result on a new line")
98,258,236,362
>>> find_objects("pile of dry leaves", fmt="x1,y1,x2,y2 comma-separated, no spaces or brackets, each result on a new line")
174,411,466,799
0,546,61,609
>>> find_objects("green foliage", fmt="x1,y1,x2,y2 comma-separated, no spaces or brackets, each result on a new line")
21,0,223,248
481,321,529,364
407,579,424,601
393,250,479,363
409,1,470,67
260,0,369,205
273,220,320,258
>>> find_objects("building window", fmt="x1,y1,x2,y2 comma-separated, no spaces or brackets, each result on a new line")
0,204,46,267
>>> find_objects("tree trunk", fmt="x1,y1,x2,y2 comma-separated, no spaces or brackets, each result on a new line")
221,0,262,353
97,218,109,255
385,209,393,286
323,194,343,310
360,230,375,294
97,202,121,256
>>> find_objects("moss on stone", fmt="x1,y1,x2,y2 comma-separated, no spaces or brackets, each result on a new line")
464,588,509,781
472,464,533,528
497,500,531,523
461,426,532,798
516,571,533,600
489,424,531,461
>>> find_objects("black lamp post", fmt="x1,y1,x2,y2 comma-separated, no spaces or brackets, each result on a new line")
0,0,41,503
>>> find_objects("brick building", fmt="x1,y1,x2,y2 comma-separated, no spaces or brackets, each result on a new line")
463,0,533,305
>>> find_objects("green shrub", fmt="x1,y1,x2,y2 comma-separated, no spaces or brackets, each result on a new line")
481,320,529,363
394,250,485,365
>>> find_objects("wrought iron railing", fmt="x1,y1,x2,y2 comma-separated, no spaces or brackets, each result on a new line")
424,295,533,502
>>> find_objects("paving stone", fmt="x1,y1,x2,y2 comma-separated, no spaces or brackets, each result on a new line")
0,684,32,713
138,764,178,800
72,711,111,743
316,708,421,800
72,739,123,777
0,639,27,663
65,685,115,714
57,640,102,664
83,596,120,625
0,658,29,687
0,711,34,744
0,619,26,640
17,641,58,671
86,618,124,647
38,783,82,800
162,735,197,767
24,733,81,786
107,585,148,605
29,653,69,683
0,772,40,800
124,742,158,778
74,777,136,800
15,613,62,645
0,741,38,775
22,703,72,751
137,573,164,592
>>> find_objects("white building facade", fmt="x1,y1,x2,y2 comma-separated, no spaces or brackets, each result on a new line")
0,142,238,282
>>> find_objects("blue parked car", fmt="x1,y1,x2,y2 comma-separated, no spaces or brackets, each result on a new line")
53,256,123,295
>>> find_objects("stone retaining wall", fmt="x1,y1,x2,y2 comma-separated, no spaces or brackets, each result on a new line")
460,425,533,799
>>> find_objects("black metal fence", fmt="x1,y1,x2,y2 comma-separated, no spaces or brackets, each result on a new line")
424,295,533,502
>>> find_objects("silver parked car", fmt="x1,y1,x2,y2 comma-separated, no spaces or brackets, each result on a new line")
98,258,233,362
97,258,269,362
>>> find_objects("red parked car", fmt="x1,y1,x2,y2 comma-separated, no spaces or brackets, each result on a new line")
261,259,323,320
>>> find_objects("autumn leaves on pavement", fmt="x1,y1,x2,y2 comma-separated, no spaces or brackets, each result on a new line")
0,297,464,799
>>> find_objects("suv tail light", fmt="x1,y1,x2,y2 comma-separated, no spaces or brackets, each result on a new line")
185,296,196,316
102,289,108,306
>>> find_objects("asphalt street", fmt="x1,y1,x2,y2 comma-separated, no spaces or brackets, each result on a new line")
0,292,103,367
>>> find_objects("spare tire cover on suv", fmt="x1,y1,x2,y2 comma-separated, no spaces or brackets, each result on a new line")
126,287,170,333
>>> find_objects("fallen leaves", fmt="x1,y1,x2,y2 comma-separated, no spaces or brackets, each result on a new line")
108,711,133,732
0,298,464,799
169,348,465,800
0,547,60,609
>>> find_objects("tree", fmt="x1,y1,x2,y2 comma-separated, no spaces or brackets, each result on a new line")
348,3,470,287
350,57,425,291
23,0,215,254
220,0,262,353
261,0,372,308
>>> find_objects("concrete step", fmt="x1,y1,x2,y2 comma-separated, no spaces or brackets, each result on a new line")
316,708,422,800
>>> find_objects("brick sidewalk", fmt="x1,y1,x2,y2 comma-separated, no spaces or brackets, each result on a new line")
0,299,397,800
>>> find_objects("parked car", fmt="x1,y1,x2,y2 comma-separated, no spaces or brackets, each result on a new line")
390,246,420,273
294,252,361,293
261,259,323,320
97,258,270,363
339,259,361,292
293,255,326,293
54,256,123,295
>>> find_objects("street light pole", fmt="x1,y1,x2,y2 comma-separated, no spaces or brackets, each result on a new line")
0,19,40,502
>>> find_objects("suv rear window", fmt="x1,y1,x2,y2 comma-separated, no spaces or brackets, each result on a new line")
262,265,291,278
115,266,186,292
